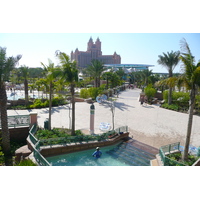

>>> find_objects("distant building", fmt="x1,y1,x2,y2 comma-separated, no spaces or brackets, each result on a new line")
71,37,121,69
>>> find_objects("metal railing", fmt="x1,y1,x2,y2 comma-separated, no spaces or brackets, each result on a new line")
33,141,50,166
29,124,51,166
0,115,29,128
160,142,180,154
115,126,128,134
159,142,186,166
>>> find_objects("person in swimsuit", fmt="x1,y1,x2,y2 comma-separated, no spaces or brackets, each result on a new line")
92,147,102,158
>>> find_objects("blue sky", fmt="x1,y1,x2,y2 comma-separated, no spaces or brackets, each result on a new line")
0,33,199,73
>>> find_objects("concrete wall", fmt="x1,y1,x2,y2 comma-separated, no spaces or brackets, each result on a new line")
0,127,29,143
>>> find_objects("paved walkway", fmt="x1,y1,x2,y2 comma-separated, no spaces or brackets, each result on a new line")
7,88,200,148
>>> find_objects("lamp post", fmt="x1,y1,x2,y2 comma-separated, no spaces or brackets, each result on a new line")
90,103,95,135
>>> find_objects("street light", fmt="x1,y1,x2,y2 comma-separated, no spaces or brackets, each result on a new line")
90,103,95,135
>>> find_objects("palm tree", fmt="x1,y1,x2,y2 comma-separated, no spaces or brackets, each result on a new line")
86,59,106,87
41,59,60,130
141,69,153,86
56,51,78,136
19,65,29,105
0,47,22,161
157,50,180,105
179,38,200,161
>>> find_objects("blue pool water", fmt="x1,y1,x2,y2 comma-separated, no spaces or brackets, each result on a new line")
46,142,156,166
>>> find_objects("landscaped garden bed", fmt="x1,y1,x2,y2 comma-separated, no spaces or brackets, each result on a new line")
166,152,200,166
34,128,119,147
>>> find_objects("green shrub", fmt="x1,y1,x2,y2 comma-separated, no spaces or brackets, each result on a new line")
144,85,156,101
35,128,70,140
161,103,179,111
80,88,89,99
163,90,168,102
30,99,44,109
88,87,100,100
173,91,189,101
43,100,49,107
15,159,37,166
29,96,67,109
75,130,83,136
163,90,190,102
0,150,4,166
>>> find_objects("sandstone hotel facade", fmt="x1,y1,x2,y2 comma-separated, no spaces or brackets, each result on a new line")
71,37,121,69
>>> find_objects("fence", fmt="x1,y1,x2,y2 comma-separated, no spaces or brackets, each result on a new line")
0,115,29,128
160,142,180,154
159,142,186,166
29,124,51,166
115,126,128,134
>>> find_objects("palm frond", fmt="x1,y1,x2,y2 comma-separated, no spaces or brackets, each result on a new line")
157,50,180,75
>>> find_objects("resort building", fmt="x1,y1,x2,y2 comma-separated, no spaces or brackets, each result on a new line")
71,37,121,69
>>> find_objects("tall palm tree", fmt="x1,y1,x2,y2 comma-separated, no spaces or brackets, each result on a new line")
86,59,105,87
41,59,60,130
0,47,22,161
179,38,200,161
19,65,29,105
157,50,180,104
56,51,78,136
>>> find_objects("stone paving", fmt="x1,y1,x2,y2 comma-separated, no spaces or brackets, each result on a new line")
7,88,200,149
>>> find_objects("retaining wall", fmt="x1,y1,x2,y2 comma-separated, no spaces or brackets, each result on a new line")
0,127,29,143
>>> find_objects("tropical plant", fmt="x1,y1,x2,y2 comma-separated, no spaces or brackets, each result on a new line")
41,59,61,130
115,68,126,80
178,38,200,161
15,159,37,166
80,88,90,99
102,71,113,89
157,50,180,105
88,87,100,100
56,51,78,136
19,65,29,105
144,85,156,102
141,69,153,86
0,47,21,163
86,59,106,87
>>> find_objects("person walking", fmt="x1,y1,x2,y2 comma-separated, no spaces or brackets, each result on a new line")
140,95,144,106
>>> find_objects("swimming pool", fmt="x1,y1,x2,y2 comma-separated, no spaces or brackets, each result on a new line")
46,141,156,166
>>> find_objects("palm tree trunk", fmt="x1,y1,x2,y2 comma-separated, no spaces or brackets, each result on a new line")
71,84,75,135
94,77,98,88
98,75,101,87
24,79,29,106
106,75,108,89
48,82,52,130
168,70,173,105
183,88,195,161
0,83,12,163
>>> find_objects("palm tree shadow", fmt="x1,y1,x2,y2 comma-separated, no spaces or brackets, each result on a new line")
99,101,134,111
39,105,70,114
115,102,135,111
